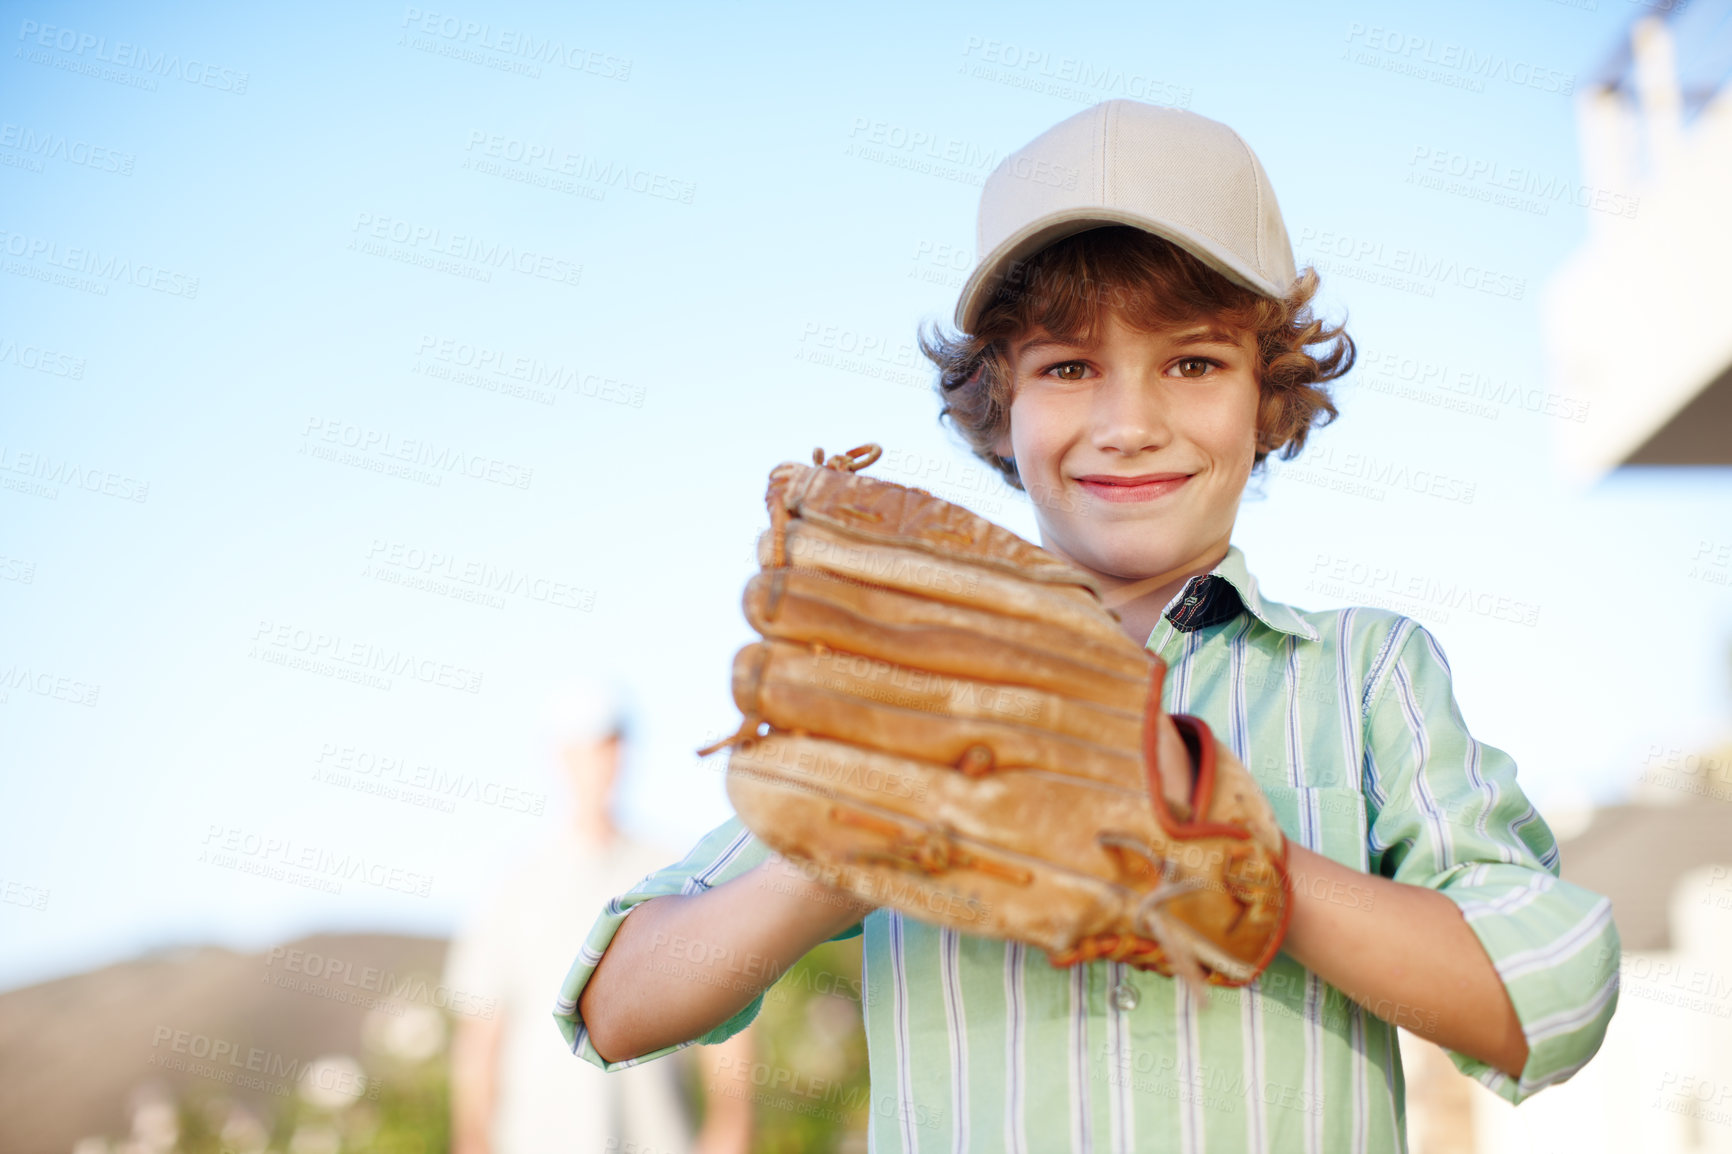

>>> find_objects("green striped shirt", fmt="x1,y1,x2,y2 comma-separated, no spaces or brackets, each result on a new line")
554,544,1620,1153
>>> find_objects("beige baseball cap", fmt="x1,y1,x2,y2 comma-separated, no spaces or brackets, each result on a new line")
954,99,1298,333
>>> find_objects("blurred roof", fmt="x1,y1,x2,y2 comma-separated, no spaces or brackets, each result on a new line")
1620,358,1732,465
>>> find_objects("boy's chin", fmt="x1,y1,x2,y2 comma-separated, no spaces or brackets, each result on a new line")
1053,536,1191,585
1034,517,1205,581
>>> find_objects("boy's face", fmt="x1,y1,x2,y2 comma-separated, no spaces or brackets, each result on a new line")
991,308,1260,589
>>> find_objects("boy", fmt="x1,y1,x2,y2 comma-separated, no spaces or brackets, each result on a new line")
555,100,1619,1152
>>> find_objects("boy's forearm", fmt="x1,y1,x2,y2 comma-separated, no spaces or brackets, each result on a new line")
1279,844,1529,1079
580,856,872,1063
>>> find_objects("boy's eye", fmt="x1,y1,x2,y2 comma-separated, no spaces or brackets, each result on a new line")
1045,361,1088,381
1174,358,1214,378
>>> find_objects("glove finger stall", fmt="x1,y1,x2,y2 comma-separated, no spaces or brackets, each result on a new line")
743,567,1151,704
759,521,1130,651
730,639,1144,786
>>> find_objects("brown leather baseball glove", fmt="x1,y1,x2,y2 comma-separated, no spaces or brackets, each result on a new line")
696,443,1291,991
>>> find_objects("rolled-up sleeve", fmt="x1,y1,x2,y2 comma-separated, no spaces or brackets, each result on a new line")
551,815,865,1071
1362,619,1620,1105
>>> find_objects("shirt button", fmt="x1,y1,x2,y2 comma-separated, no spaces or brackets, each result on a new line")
1109,981,1140,1012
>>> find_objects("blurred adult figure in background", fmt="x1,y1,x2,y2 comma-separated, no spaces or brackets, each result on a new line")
446,677,754,1154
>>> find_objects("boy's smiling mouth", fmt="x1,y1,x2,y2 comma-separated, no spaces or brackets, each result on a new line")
1074,471,1193,503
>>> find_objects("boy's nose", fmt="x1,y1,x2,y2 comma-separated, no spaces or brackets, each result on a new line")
1090,376,1174,457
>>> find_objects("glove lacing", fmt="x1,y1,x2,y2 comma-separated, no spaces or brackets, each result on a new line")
697,445,882,759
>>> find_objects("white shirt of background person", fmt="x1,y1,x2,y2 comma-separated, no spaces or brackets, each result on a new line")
445,676,755,1154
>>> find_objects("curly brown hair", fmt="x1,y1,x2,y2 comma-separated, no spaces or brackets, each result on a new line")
919,226,1355,491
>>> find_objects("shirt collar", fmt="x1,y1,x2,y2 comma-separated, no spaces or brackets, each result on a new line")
1161,544,1320,642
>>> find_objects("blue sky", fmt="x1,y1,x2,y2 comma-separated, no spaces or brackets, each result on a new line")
3,0,1728,992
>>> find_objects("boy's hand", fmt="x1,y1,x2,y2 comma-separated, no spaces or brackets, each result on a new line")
696,443,1291,993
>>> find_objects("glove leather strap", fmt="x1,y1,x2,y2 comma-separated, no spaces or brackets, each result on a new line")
1141,656,1295,987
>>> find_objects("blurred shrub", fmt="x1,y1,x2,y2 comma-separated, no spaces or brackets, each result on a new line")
72,942,873,1154
73,1005,450,1154
689,938,871,1154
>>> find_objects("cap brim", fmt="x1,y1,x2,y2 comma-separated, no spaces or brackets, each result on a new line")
953,209,1288,334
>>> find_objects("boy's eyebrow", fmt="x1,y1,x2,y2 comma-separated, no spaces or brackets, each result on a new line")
1011,335,1085,359
1168,326,1246,347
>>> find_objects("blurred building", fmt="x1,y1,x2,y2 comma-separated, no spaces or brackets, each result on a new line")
1401,746,1732,1153
1544,0,1732,482
1473,792,1732,1152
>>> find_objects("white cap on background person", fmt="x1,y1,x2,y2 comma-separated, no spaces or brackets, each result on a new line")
540,675,633,750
